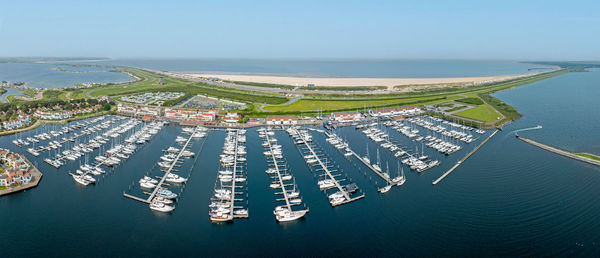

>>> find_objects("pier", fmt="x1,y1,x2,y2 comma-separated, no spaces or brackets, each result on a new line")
229,130,248,219
263,131,294,211
432,129,499,185
517,135,600,167
323,131,395,186
289,127,364,206
123,127,199,203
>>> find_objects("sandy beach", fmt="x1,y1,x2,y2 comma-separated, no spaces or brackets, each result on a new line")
173,73,533,89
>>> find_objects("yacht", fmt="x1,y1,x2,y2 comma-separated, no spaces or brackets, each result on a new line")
149,201,175,212
274,208,306,222
72,174,91,186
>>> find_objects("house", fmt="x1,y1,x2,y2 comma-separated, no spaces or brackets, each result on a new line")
164,108,216,122
331,111,363,122
0,149,32,187
222,112,240,123
266,115,298,125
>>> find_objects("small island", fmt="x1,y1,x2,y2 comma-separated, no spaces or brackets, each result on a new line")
0,148,43,196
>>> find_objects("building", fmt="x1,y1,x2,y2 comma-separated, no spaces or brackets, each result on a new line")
222,112,241,123
331,111,363,122
266,115,298,125
370,105,422,117
164,108,216,122
0,149,32,187
117,103,162,117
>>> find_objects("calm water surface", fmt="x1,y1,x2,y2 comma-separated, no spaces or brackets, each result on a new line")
0,70,599,257
82,59,551,78
0,63,131,89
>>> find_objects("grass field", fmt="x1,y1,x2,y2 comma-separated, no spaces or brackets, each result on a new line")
264,96,447,112
455,104,502,122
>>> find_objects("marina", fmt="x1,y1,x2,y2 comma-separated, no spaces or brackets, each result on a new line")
123,125,208,212
209,129,248,222
287,127,364,206
432,129,499,185
259,127,309,222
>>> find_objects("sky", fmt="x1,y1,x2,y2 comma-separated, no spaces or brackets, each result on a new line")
0,0,599,60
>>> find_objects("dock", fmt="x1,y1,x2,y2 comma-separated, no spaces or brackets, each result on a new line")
517,135,600,167
229,130,248,219
289,128,364,207
432,129,499,185
323,131,395,186
123,127,199,203
264,131,294,211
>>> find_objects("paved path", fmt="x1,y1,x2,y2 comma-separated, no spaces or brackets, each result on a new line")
259,96,301,112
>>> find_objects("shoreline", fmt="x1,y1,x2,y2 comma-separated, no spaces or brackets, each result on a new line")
172,72,550,88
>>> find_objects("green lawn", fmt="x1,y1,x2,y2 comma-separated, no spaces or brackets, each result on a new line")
264,96,446,112
455,104,502,122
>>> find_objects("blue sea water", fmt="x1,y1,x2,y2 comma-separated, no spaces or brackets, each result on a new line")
0,67,599,257
83,59,551,78
0,63,131,89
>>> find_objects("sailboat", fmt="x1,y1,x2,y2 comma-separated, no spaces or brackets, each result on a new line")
363,142,370,164
392,161,406,186
372,148,381,172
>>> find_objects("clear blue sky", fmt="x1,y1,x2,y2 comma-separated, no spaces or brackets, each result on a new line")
1,0,599,60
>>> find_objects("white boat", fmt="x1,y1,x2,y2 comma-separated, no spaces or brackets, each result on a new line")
165,173,187,183
274,208,307,222
378,185,392,193
140,181,157,189
149,201,175,212
141,176,158,184
71,173,89,185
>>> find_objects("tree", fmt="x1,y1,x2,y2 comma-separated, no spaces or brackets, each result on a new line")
103,103,111,111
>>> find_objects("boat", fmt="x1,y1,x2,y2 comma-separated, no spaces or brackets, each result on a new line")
274,208,306,222
71,174,91,186
210,212,233,222
149,201,175,212
378,185,392,193
233,209,248,216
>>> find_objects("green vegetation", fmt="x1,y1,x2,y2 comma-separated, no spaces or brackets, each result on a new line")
455,105,502,122
0,186,6,190
455,97,484,105
222,80,296,90
527,61,600,72
576,153,600,161
86,68,289,105
264,96,445,112
42,90,63,101
479,93,521,125
445,105,466,112
455,104,502,122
